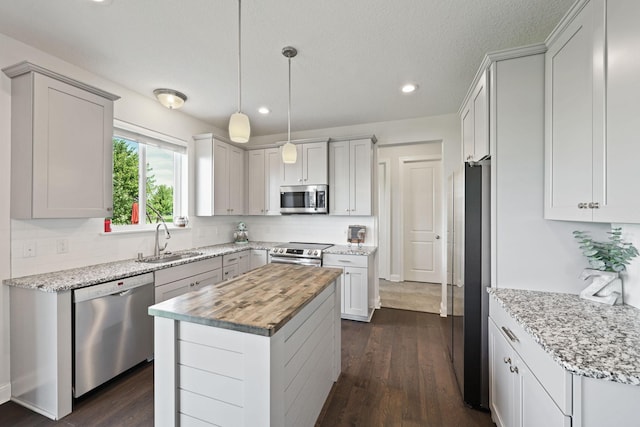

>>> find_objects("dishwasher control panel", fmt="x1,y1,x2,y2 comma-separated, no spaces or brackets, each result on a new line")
73,272,154,303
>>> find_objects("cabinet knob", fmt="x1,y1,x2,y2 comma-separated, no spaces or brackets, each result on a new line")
509,366,519,374
435,235,441,240
503,357,511,364
577,202,587,209
298,178,302,182
106,207,113,212
588,202,600,209
189,282,195,287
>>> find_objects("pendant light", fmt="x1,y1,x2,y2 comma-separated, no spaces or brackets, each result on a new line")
281,46,298,164
229,0,250,143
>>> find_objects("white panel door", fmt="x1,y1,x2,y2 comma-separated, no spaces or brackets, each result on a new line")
329,141,350,214
213,141,230,216
281,145,303,185
303,142,328,185
350,139,372,215
248,150,265,215
544,0,595,221
228,146,244,215
402,159,442,283
265,148,282,215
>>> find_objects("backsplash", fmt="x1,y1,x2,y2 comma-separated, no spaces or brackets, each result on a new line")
10,215,375,278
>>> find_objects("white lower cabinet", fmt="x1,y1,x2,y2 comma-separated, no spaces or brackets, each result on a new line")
489,320,569,427
250,249,267,270
323,253,375,322
154,258,223,303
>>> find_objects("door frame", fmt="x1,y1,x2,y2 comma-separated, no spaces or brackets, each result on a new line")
377,158,391,280
398,154,443,282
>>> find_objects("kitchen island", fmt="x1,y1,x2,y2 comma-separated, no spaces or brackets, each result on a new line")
148,263,343,427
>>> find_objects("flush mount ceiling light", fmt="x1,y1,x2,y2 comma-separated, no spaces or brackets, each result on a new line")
258,107,270,115
281,46,298,164
228,0,250,143
153,88,187,109
401,83,418,93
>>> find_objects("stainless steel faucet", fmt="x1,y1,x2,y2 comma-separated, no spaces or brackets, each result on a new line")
148,204,171,256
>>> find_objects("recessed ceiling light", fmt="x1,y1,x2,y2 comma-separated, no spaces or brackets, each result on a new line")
401,83,418,93
90,0,113,4
258,107,270,114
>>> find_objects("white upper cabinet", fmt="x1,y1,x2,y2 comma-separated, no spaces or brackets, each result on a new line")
194,134,245,216
247,148,281,215
281,141,328,186
329,138,374,216
3,62,119,219
461,69,489,163
545,0,640,223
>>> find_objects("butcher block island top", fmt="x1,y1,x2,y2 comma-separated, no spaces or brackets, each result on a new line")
148,263,342,337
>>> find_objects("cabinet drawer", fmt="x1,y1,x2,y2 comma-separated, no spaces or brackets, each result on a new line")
323,253,368,268
490,297,572,415
223,252,243,266
155,268,222,303
155,257,222,286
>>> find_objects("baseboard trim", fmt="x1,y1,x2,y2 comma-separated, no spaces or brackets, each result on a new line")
11,396,60,420
389,274,401,282
0,381,10,404
440,301,447,317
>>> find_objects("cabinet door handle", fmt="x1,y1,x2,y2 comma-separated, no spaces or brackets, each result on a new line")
509,365,519,374
577,202,587,209
338,260,352,263
189,282,195,287
345,209,350,212
298,178,303,182
588,202,600,209
501,326,519,342
345,272,350,275
503,357,511,364
106,207,113,211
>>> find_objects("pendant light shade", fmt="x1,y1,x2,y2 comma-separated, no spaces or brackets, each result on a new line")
229,112,250,143
282,142,297,163
229,0,250,143
282,46,298,164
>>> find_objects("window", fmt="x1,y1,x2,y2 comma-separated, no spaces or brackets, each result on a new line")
112,121,187,228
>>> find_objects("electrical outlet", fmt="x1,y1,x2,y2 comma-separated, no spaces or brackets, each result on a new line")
56,239,69,254
23,241,36,258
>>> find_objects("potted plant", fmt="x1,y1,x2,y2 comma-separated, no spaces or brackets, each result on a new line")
573,228,638,305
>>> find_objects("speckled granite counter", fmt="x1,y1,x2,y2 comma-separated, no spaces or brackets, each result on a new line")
489,288,640,386
323,244,377,256
149,263,342,336
2,241,281,293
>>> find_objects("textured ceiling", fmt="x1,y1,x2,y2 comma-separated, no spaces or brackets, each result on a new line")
0,0,575,136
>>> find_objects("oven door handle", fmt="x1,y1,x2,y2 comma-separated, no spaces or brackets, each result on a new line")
271,257,320,267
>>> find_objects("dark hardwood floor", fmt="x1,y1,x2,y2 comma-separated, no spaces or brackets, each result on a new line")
0,308,494,427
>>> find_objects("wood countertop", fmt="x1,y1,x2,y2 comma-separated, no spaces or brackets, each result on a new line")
148,263,342,336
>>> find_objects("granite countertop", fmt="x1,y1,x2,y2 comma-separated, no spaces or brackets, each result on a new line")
2,241,281,293
148,263,342,336
323,245,377,256
489,288,640,386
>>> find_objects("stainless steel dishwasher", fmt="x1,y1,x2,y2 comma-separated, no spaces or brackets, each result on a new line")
73,272,154,397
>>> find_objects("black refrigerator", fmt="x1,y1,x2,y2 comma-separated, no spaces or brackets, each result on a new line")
450,159,490,409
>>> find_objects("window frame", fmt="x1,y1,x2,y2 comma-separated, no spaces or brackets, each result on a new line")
112,119,188,231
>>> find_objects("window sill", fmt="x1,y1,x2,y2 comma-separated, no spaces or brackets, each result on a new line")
100,225,191,236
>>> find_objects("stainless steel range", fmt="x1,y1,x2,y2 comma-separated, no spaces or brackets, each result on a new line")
269,242,334,267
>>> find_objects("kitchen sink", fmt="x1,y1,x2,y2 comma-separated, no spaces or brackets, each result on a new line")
137,251,203,264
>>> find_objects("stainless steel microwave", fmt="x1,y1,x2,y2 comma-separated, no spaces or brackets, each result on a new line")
280,185,328,214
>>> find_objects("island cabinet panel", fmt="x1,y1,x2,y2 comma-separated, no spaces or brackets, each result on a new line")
152,273,341,427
